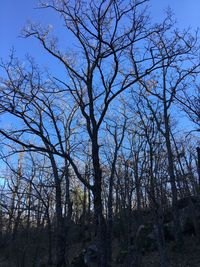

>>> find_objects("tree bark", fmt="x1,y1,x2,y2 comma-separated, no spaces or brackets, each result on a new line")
164,108,183,249
50,155,67,267
92,136,108,267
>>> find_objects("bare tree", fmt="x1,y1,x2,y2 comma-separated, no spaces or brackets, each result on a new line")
136,25,200,248
1,1,200,266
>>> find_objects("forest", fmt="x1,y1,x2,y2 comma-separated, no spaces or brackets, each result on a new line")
0,0,200,266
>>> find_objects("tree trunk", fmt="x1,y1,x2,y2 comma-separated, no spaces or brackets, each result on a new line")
164,110,183,248
149,142,169,267
197,147,200,192
92,136,108,267
107,149,118,266
50,155,67,267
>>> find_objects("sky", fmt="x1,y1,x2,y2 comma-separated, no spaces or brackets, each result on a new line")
1,0,200,68
0,0,199,128
1,0,199,117
0,0,199,172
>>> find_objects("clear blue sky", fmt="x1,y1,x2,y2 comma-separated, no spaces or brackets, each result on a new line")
1,0,200,70
0,0,199,132
0,0,199,173
0,0,199,127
